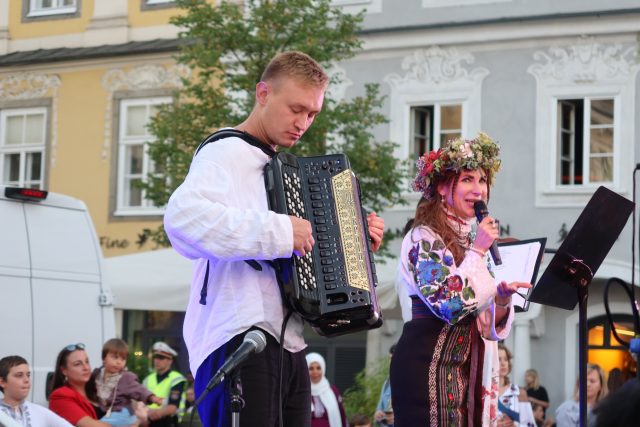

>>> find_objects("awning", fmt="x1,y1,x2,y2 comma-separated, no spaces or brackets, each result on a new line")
103,249,193,311
103,248,401,314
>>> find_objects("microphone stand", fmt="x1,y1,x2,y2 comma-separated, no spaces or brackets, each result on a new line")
228,369,244,427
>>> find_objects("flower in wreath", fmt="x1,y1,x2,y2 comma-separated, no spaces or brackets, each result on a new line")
412,132,501,199
442,254,454,266
416,259,447,286
446,274,464,292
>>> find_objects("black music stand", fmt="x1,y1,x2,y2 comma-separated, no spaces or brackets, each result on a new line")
529,186,634,427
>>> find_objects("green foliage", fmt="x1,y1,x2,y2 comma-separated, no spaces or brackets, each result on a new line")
141,0,409,257
342,355,389,420
127,351,151,381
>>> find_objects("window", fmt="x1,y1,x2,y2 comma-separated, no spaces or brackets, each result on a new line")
115,97,170,216
385,47,488,201
557,98,614,186
587,314,636,383
0,108,47,189
28,0,77,17
528,37,637,207
411,104,462,158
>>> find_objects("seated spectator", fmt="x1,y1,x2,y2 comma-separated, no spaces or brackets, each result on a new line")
498,344,535,426
306,352,347,427
594,378,640,427
532,403,553,427
349,413,372,427
555,363,607,427
524,369,549,419
0,355,73,426
92,339,161,426
179,386,202,427
143,342,187,427
48,343,111,426
606,368,624,395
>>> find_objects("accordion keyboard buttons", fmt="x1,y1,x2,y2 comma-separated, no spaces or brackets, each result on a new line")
318,242,330,249
315,218,326,224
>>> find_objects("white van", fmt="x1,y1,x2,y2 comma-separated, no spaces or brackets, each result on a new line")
0,186,115,405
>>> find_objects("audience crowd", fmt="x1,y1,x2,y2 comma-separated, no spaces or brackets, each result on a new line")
1,339,637,427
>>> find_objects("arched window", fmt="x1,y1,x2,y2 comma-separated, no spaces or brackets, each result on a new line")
587,314,637,391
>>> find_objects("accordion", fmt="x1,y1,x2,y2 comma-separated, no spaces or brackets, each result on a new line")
264,152,383,337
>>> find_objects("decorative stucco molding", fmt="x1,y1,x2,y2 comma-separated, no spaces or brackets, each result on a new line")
527,36,640,207
100,64,191,160
384,46,489,165
0,72,61,100
102,63,190,92
0,72,61,167
528,35,638,85
385,46,488,90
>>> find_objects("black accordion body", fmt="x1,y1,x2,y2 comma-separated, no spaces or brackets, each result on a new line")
264,152,383,337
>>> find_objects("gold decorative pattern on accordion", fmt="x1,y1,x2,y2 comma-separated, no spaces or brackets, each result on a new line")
331,169,369,291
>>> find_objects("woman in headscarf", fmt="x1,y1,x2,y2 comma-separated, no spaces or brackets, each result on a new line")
306,352,347,427
390,133,531,426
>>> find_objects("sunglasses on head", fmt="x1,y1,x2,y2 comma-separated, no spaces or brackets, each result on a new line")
65,343,86,352
153,354,172,360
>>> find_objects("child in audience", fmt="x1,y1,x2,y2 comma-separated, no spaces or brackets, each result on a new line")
0,355,72,426
93,339,162,426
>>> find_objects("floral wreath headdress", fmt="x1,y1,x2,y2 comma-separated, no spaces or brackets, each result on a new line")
412,132,501,199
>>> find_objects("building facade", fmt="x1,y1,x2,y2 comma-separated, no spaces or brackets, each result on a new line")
2,0,639,409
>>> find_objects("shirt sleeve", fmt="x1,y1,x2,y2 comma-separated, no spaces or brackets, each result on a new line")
401,226,498,325
121,371,153,403
167,381,186,407
164,141,293,262
33,403,75,427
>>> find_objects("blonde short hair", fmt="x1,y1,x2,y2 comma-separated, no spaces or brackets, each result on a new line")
526,368,541,390
573,363,608,403
261,51,328,88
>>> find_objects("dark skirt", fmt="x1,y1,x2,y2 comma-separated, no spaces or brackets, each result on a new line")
389,305,484,427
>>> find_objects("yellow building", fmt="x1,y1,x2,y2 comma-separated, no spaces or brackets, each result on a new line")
0,0,198,367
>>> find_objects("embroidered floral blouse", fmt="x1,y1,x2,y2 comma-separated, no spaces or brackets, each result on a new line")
398,210,515,427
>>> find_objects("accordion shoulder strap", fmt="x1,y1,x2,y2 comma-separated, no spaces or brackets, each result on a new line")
195,128,276,158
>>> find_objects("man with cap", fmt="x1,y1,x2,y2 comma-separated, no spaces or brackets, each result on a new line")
143,342,187,427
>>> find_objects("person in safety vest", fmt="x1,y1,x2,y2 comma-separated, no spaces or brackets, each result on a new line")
143,342,186,427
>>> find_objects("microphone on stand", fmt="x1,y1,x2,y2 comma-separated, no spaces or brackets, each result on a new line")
195,330,268,405
473,201,502,265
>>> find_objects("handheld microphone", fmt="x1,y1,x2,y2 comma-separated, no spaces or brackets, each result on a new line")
197,330,267,402
473,201,502,265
